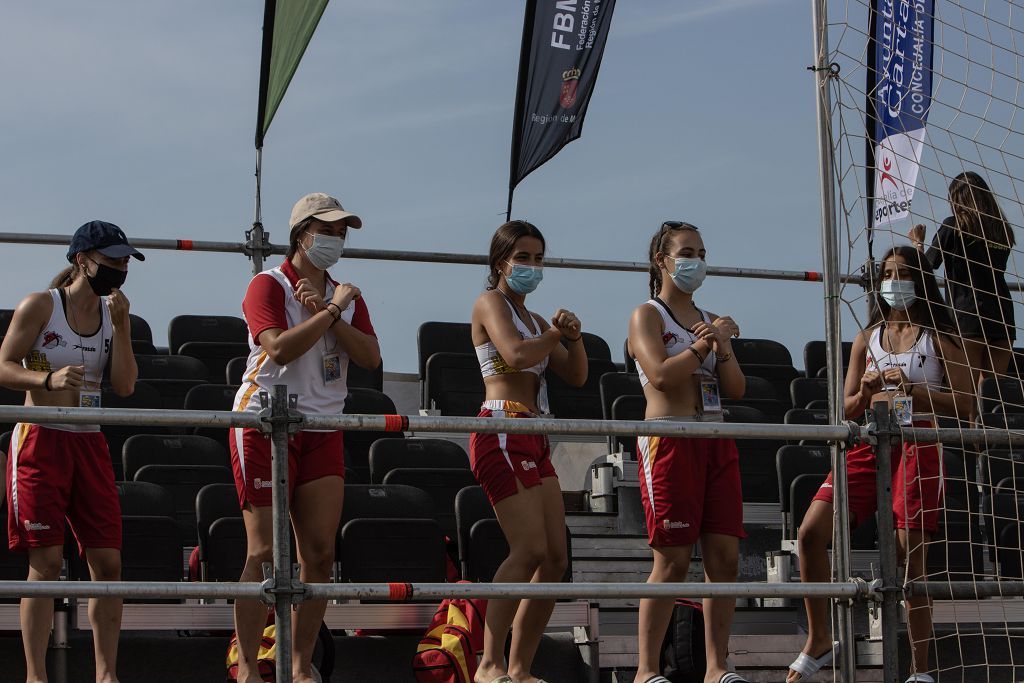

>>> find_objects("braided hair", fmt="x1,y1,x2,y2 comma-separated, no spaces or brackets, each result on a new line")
647,221,701,298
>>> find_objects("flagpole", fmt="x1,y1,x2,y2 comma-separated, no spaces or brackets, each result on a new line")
506,187,514,222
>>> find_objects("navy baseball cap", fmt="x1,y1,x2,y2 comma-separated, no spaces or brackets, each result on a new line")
67,220,145,262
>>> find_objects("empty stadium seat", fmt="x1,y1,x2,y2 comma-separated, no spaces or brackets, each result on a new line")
129,313,153,344
347,359,384,392
776,444,831,538
546,359,618,419
130,340,159,356
790,473,828,539
804,340,853,379
724,375,787,423
196,483,245,581
0,309,14,336
101,382,166,479
423,352,484,415
134,354,209,410
610,394,645,457
573,332,612,361
417,321,473,405
226,356,247,385
123,434,230,481
179,341,251,385
167,315,247,355
723,406,781,504
344,387,403,480
979,377,1024,415
731,338,793,366
784,408,831,445
790,377,829,409
134,464,234,545
740,365,799,408
338,484,443,583
980,449,1024,491
622,339,637,374
183,384,240,449
382,467,478,540
599,372,642,420
368,438,469,485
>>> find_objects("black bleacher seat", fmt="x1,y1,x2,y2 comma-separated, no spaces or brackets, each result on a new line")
123,434,229,481
981,411,1024,430
382,468,478,541
134,354,209,410
344,387,404,481
979,377,1024,415
368,438,469,485
570,332,612,361
0,430,10,453
610,394,645,457
789,473,827,539
784,408,831,445
731,338,793,366
167,315,248,355
417,321,474,406
338,484,444,583
226,356,247,385
108,482,183,585
724,376,787,423
423,352,484,415
338,518,446,583
791,377,829,409
980,449,1024,491
0,309,14,336
927,511,986,581
723,406,781,504
805,399,829,410
546,359,618,419
740,365,799,408
130,340,159,356
134,464,234,545
776,445,831,538
183,384,240,449
179,341,252,385
101,382,165,480
347,360,384,392
804,340,854,379
0,385,24,434
622,339,637,374
455,486,499,581
599,372,642,420
997,520,1024,579
196,483,245,582
129,313,153,343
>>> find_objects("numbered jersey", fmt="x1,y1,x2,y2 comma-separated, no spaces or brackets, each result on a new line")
865,324,944,389
22,289,111,386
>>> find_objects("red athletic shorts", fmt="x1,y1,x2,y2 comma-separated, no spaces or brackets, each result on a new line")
229,428,345,508
6,423,122,554
637,434,746,547
469,401,557,505
813,423,943,533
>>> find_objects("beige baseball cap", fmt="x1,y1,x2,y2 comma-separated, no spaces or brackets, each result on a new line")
289,192,362,230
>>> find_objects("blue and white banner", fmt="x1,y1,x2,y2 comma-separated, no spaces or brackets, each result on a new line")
867,0,935,226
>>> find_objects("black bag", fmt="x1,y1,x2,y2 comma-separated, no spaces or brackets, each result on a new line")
660,599,706,683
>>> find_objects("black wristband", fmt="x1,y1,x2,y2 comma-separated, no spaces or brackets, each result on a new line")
565,334,582,342
325,303,342,322
44,371,53,391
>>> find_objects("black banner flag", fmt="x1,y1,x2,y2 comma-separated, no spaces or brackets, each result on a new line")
507,0,617,217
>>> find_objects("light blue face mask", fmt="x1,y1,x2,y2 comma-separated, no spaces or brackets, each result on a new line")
669,257,708,294
504,262,544,295
880,279,917,310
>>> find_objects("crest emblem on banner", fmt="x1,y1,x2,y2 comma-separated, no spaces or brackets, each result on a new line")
560,66,581,108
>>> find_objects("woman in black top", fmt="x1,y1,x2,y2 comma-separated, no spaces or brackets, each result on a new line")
911,171,1016,385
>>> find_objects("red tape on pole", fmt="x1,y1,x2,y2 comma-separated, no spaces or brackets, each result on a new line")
805,271,821,281
388,582,412,601
383,415,408,432
177,240,194,250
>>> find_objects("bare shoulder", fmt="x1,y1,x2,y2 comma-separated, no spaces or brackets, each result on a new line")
15,291,54,319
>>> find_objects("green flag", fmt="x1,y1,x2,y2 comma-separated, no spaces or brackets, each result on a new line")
256,0,329,148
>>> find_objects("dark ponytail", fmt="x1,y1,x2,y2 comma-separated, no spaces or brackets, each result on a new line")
486,220,545,289
50,264,79,289
647,221,700,298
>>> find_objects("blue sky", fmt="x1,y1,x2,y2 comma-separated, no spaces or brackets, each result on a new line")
1,1,857,373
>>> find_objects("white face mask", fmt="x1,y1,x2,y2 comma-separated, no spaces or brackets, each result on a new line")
303,232,345,270
880,279,916,310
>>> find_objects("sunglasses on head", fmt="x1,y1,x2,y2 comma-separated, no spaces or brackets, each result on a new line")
662,221,699,231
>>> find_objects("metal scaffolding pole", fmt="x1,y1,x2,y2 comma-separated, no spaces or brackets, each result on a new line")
267,386,299,683
809,1,857,681
873,404,901,683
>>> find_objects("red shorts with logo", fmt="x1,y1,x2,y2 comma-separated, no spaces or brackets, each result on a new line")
469,402,557,505
6,423,122,554
229,428,345,508
812,428,943,533
637,435,746,547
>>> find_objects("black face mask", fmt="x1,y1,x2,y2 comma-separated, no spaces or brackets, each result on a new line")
85,260,127,296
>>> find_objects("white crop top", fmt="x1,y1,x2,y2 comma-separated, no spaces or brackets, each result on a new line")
474,295,550,413
635,298,716,388
865,325,944,389
23,289,111,386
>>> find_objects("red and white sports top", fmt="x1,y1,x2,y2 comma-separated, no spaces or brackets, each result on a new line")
635,298,716,388
865,324,944,389
22,289,112,432
232,260,376,425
